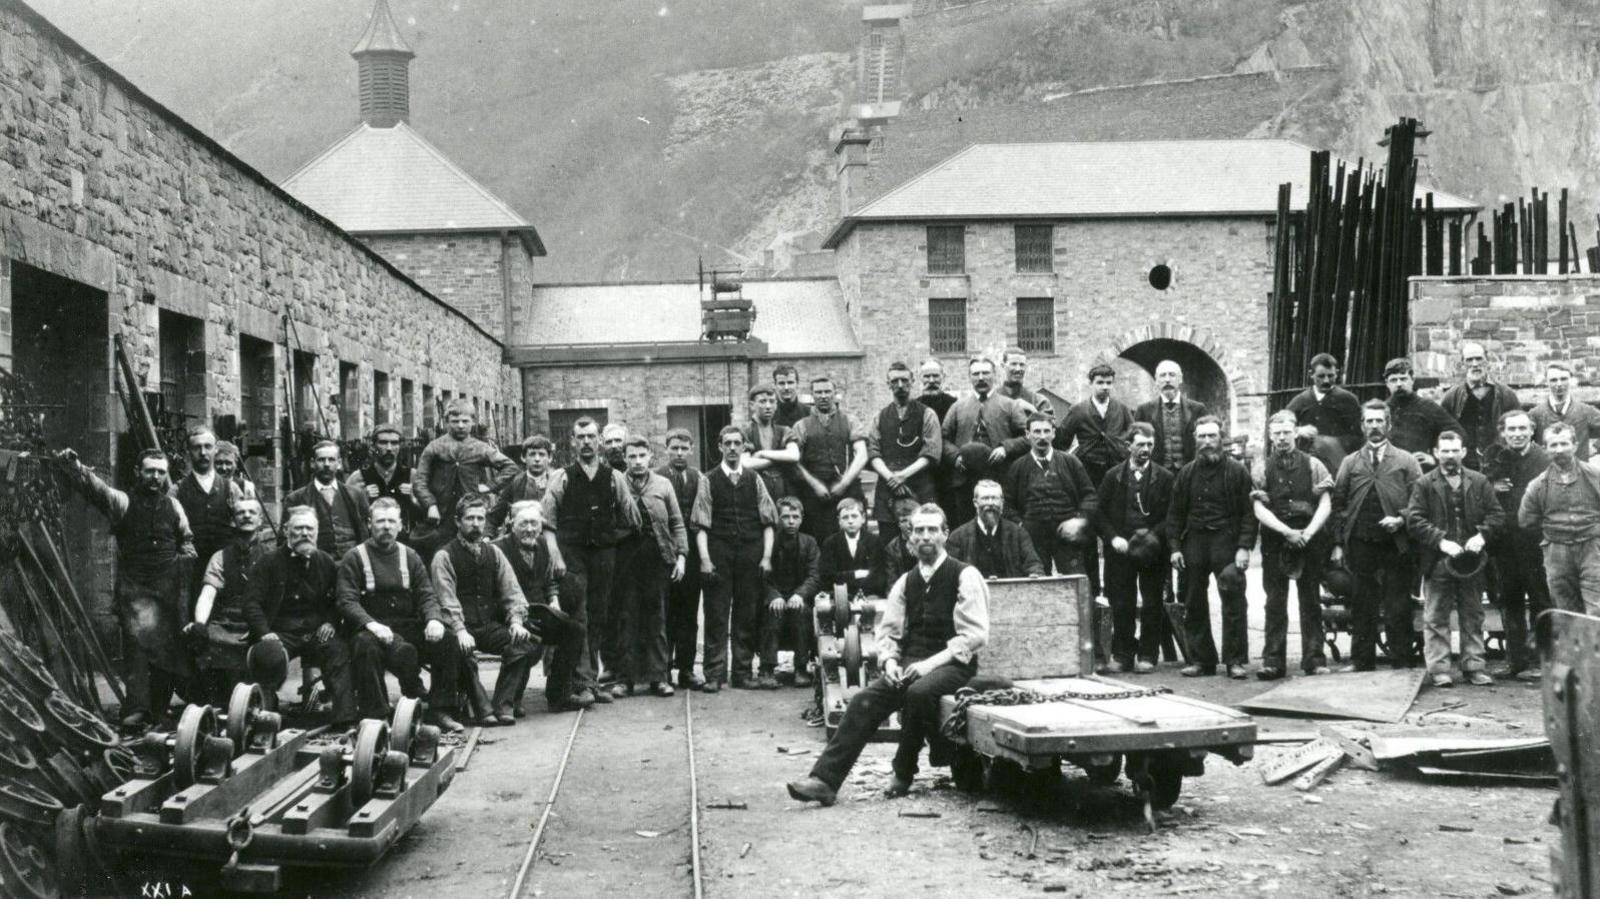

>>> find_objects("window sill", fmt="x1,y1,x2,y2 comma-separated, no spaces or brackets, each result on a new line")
922,271,969,279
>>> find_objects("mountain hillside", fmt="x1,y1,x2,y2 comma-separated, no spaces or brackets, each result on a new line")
23,0,1600,280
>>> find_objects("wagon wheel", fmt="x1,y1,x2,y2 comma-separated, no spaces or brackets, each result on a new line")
350,720,391,809
390,696,421,758
172,705,217,790
1084,753,1122,786
832,584,851,633
54,805,87,895
842,626,863,688
226,683,265,755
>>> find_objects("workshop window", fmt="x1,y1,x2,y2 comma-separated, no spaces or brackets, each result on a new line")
238,335,276,441
401,378,416,436
926,226,965,275
928,298,968,355
1016,297,1056,354
422,385,436,434
157,310,206,430
292,351,318,432
373,370,391,429
1015,224,1054,273
338,361,360,439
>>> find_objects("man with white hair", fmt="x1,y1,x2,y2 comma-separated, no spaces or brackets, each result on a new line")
1136,360,1209,471
187,497,274,703
1439,342,1521,472
493,501,591,713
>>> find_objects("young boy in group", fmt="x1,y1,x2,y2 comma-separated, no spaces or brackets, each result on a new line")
766,497,822,687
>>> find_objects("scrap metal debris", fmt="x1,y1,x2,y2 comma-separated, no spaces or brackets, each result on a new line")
1239,668,1426,723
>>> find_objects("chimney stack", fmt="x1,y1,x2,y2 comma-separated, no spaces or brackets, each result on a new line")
351,0,415,128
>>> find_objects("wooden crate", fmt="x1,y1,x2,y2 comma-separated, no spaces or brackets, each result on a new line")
981,575,1092,680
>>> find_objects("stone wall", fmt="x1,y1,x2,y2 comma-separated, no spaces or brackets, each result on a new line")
838,217,1274,444
362,231,536,343
1410,274,1600,401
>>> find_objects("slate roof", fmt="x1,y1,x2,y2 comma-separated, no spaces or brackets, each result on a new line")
826,138,1477,247
281,123,545,253
521,278,861,357
862,68,1341,204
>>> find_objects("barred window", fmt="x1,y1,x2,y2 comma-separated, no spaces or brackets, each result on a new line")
928,298,968,355
1016,297,1056,354
926,225,965,274
1015,224,1054,273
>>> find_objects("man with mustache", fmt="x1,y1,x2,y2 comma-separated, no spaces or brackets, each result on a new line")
771,364,812,429
284,441,370,559
241,506,357,727
58,447,196,729
433,495,538,725
879,497,924,589
1519,421,1600,616
1440,343,1521,472
493,501,591,713
1404,430,1503,688
348,424,418,540
601,423,629,473
172,425,243,603
918,359,960,521
1252,410,1335,680
213,441,257,501
1003,412,1099,577
1383,357,1463,464
489,434,555,536
741,385,800,504
1135,361,1208,471
338,497,464,733
942,358,1031,526
188,497,274,703
1331,400,1424,671
785,375,869,543
1529,363,1600,461
869,361,942,532
1167,416,1257,678
1489,410,1550,681
999,348,1054,418
945,480,1046,579
788,503,989,805
1098,422,1174,674
1285,353,1363,470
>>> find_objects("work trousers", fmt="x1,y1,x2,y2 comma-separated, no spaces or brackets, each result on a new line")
611,536,671,685
665,543,703,679
810,659,975,789
1344,537,1417,670
1022,519,1087,578
1260,534,1327,673
462,623,537,716
704,537,768,683
767,589,816,672
253,629,356,722
349,622,461,720
557,540,617,689
1181,530,1249,670
1103,551,1166,666
1543,536,1600,617
122,644,181,721
1422,570,1488,675
1494,531,1551,671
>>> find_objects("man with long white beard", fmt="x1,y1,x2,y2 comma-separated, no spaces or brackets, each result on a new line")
241,506,357,726
1404,430,1503,688
1167,416,1257,679
1520,421,1600,616
58,447,196,730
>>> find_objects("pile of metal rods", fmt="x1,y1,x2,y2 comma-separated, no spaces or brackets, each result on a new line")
1471,188,1585,276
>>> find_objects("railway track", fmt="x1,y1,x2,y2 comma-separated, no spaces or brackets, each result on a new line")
507,691,705,898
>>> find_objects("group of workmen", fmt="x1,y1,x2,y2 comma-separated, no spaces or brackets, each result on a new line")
60,345,1600,798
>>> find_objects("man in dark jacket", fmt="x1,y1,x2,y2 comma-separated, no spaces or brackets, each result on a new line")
946,480,1046,578
188,498,274,704
879,497,923,590
1252,410,1335,680
489,435,555,535
818,499,887,598
1285,353,1363,469
868,361,942,530
1167,416,1258,678
1004,413,1099,578
284,441,370,559
336,498,463,732
493,501,590,714
1058,364,1134,487
1487,410,1551,680
942,358,1032,526
172,424,242,603
1439,342,1522,472
1384,357,1463,462
658,429,708,690
1097,423,1173,673
1136,360,1209,472
241,506,356,725
1405,430,1504,687
1331,400,1424,671
768,497,823,688
347,425,418,541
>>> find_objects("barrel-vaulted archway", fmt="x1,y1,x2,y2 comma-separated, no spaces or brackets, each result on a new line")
1100,324,1240,428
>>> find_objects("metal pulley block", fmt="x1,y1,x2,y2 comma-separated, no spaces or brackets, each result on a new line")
0,682,49,756
0,820,56,899
857,597,885,630
226,683,282,756
842,625,864,688
0,778,63,831
832,583,851,633
133,705,236,788
0,724,41,783
0,631,59,702
40,693,118,755
349,719,410,808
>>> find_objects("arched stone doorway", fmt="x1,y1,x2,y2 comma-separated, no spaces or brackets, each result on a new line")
1106,337,1233,428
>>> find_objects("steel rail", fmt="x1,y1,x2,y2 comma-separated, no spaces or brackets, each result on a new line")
506,708,585,899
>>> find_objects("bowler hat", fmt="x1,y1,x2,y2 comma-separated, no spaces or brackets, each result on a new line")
1217,563,1247,595
1322,561,1355,598
1127,529,1163,568
957,442,993,474
246,640,290,690
1056,517,1092,545
1444,549,1488,579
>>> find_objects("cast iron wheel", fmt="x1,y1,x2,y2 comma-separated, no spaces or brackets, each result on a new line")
390,696,421,758
225,683,265,755
832,585,851,633
1084,753,1122,786
53,805,87,895
981,756,1026,795
1149,762,1183,810
841,626,863,688
171,705,217,790
350,720,390,809
951,747,985,794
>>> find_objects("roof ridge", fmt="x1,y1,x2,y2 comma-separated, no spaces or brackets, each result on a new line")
281,124,368,189
851,143,982,218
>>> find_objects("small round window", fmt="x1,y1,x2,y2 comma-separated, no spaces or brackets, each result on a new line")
1148,264,1172,290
